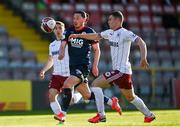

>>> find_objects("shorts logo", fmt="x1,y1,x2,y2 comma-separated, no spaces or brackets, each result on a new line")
70,38,84,48
105,71,115,77
51,51,59,56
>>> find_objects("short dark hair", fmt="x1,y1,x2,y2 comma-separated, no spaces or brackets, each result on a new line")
110,11,124,21
56,21,65,28
74,11,89,19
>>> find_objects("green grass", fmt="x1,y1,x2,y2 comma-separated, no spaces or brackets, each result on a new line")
0,110,180,127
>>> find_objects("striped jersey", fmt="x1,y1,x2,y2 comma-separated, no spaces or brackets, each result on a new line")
49,40,70,76
100,27,138,74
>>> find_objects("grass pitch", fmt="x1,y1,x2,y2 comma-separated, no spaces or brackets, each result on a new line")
0,110,180,127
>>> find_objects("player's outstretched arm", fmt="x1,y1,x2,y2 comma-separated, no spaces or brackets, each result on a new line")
39,56,53,79
69,33,102,41
92,43,100,77
136,37,149,69
58,41,67,60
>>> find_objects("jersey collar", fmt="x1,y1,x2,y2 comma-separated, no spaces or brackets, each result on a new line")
113,26,122,31
74,26,86,32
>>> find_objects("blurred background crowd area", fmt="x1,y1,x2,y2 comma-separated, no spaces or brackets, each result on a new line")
0,0,180,108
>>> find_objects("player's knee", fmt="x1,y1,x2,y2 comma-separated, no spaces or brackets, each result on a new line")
63,76,80,88
91,79,99,87
82,93,91,100
48,93,56,102
125,95,135,102
48,89,58,102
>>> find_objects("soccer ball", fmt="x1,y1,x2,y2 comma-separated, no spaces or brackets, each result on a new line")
41,17,56,33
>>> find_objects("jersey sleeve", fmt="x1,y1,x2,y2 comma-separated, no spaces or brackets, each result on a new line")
87,28,98,44
100,30,110,39
62,29,70,43
125,30,138,43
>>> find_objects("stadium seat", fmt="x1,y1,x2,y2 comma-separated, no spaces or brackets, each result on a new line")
172,50,180,61
174,60,180,67
50,3,61,13
152,15,162,29
0,67,10,79
126,4,138,15
100,3,112,12
22,2,36,21
149,60,160,67
24,68,38,80
158,50,171,61
139,4,150,14
155,72,163,85
127,15,140,30
164,5,175,14
176,4,180,14
0,46,8,59
151,4,163,14
161,60,173,67
140,15,152,29
162,72,174,95
147,50,158,61
11,66,24,80
75,3,86,11
87,3,99,12
112,4,125,13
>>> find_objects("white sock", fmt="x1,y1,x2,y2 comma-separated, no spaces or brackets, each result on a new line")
91,87,105,116
107,99,112,106
50,101,61,115
130,96,152,117
71,92,82,104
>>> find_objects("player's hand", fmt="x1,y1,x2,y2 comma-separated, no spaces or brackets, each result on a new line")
39,70,45,80
58,52,64,60
92,66,99,77
69,34,78,40
140,58,149,69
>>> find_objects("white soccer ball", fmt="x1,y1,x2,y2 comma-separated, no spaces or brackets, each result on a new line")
41,17,56,33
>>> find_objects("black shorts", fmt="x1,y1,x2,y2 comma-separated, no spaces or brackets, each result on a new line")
70,64,90,83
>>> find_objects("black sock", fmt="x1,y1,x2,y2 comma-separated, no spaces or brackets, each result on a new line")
104,96,110,104
89,92,95,100
61,88,72,112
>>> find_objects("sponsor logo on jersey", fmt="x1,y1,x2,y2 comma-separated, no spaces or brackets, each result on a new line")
109,41,119,47
70,38,84,48
51,51,59,56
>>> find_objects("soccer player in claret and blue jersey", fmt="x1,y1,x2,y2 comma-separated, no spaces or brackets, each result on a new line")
69,11,156,123
54,11,122,123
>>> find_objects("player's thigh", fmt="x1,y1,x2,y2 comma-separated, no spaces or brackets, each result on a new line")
91,75,111,89
120,86,136,101
63,75,81,88
76,82,91,100
48,88,59,102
